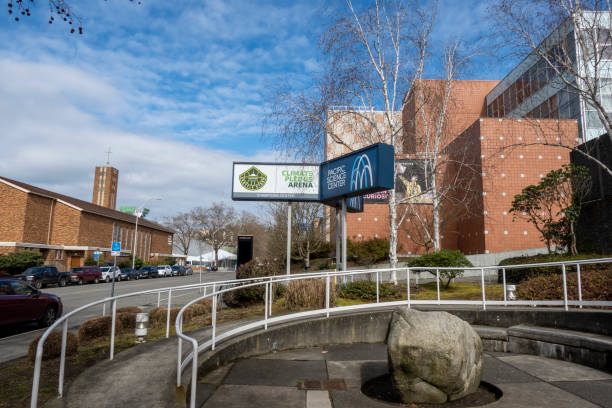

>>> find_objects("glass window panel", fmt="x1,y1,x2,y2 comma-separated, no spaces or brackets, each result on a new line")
559,103,571,118
602,94,612,111
587,111,603,128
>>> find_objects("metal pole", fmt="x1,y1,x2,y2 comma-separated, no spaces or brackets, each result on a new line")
189,339,198,408
562,264,568,311
286,202,291,275
212,294,218,350
110,299,117,359
264,283,269,330
102,302,106,316
406,269,411,308
376,270,380,303
502,268,507,307
436,269,440,305
166,289,172,338
342,199,347,272
335,208,341,281
176,333,182,386
58,319,68,396
132,214,139,269
577,263,583,309
481,268,486,311
326,274,330,318
269,278,273,316
157,291,161,307
111,255,117,298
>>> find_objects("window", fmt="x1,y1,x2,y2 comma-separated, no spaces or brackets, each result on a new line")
55,250,63,260
10,281,32,295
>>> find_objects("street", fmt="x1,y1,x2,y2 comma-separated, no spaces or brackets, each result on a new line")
0,270,235,363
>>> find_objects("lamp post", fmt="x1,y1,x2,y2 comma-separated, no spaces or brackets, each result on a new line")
132,198,161,270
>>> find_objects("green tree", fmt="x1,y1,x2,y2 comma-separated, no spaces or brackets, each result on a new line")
0,251,44,275
510,164,591,255
407,250,472,288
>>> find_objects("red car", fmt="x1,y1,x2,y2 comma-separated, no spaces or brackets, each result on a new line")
0,279,63,327
68,266,102,285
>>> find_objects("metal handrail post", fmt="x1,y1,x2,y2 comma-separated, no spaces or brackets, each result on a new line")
212,293,218,350
264,283,269,330
176,315,182,386
436,269,440,305
326,274,330,318
577,263,583,309
480,268,486,311
502,268,507,307
406,268,411,308
269,278,273,316
110,299,117,360
157,291,161,307
188,338,198,408
562,264,569,311
102,301,106,316
166,289,172,338
58,319,68,396
376,270,380,303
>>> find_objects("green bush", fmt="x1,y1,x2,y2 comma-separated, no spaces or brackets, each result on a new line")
407,250,472,288
348,238,390,265
339,280,401,300
516,267,611,301
0,251,44,274
223,260,284,308
498,253,605,283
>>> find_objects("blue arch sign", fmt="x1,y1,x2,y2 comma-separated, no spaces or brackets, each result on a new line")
320,143,394,202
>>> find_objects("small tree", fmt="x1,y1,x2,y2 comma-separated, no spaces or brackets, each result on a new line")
407,250,472,288
0,251,44,274
291,202,324,270
195,203,237,267
164,210,198,256
510,164,591,254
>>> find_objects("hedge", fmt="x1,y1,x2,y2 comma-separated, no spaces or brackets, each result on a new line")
516,267,611,301
498,253,607,283
28,331,78,362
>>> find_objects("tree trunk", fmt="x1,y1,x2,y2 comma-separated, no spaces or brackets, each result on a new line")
570,221,578,255
388,188,398,284
214,247,219,267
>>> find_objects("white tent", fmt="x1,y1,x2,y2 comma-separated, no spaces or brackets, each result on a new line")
187,249,236,263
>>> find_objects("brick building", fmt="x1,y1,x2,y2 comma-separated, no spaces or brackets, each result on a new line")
0,176,176,271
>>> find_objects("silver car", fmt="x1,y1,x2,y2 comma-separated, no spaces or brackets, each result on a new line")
100,266,121,282
157,265,172,277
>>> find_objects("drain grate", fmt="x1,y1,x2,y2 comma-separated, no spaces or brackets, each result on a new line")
298,379,346,390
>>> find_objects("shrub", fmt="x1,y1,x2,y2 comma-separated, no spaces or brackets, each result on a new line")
348,238,390,265
78,316,124,343
28,331,78,362
0,251,44,274
339,280,401,300
149,307,193,327
224,260,283,308
284,279,336,309
116,306,142,314
407,250,472,288
498,253,605,283
116,312,137,332
516,268,612,301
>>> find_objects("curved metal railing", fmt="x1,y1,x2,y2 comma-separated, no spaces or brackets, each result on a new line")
175,258,612,408
29,258,612,407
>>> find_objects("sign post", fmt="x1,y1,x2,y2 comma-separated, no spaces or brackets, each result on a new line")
286,203,292,275
111,241,121,298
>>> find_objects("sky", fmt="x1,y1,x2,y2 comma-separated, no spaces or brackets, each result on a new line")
0,0,519,221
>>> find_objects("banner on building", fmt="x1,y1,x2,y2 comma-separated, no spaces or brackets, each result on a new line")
395,159,432,204
232,163,320,201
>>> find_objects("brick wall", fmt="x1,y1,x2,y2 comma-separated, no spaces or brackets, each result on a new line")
22,194,54,243
0,182,27,242
50,202,81,246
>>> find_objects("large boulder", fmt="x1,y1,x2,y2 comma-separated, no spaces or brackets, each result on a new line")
387,308,483,403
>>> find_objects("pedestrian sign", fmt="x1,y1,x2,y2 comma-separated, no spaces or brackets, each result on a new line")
111,242,121,256
93,252,100,260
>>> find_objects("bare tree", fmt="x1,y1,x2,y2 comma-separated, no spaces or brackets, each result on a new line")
264,202,289,262
491,0,612,177
233,210,268,260
266,0,435,283
194,203,237,267
291,202,324,270
164,210,198,256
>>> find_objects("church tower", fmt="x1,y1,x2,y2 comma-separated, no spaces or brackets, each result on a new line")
92,148,119,210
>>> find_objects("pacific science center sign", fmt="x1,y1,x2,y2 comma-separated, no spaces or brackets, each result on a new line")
232,143,394,206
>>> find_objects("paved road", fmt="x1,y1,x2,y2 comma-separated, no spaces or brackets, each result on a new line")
0,270,235,363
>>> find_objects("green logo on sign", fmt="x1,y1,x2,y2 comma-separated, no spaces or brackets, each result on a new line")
239,166,267,191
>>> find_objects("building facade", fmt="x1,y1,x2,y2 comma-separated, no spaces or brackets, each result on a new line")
0,176,176,271
92,166,119,210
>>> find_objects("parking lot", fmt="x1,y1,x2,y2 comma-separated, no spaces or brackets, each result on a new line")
0,270,235,363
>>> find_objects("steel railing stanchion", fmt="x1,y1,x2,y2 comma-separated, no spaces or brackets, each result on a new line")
110,299,117,359
157,291,161,307
481,268,486,311
436,269,440,305
212,293,218,350
326,274,330,318
166,289,172,338
102,301,106,316
376,270,380,303
577,263,583,309
189,339,198,408
264,283,269,330
269,278,273,316
562,264,569,311
58,319,68,396
502,268,507,307
406,268,411,308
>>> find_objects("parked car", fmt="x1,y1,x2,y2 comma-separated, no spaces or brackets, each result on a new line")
20,266,69,289
171,265,186,276
208,265,218,272
100,266,121,283
138,266,158,278
120,268,140,281
0,278,63,327
185,267,193,276
157,265,172,277
68,266,102,285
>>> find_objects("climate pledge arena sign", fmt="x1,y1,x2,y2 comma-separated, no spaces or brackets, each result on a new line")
232,163,320,201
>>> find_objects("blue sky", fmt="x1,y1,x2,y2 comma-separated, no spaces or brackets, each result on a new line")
0,0,518,219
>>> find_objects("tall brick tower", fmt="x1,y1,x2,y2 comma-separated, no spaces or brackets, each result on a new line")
92,148,119,210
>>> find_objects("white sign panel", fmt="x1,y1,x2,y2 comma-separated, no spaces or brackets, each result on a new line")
232,163,320,201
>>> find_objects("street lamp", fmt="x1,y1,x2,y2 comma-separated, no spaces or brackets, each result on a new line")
132,198,162,269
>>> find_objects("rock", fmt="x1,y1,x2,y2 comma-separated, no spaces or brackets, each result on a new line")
387,308,483,403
